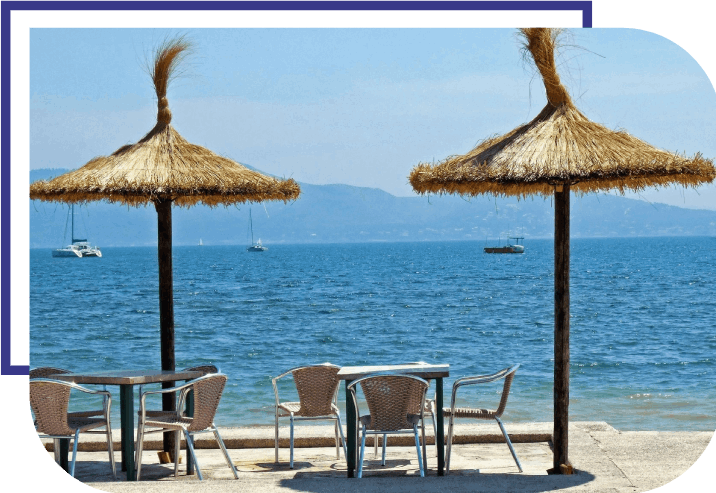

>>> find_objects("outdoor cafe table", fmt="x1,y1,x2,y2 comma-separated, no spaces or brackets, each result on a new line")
337,363,450,477
49,369,202,481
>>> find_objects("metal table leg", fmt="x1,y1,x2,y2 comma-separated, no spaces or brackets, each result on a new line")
119,384,136,481
186,388,195,475
345,379,356,478
59,438,70,472
436,377,445,476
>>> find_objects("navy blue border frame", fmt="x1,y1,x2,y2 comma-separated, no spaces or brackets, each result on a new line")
1,1,592,376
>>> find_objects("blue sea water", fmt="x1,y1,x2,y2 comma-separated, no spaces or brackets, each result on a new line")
30,237,716,431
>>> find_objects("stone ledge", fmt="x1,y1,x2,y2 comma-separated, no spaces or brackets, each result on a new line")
39,421,591,452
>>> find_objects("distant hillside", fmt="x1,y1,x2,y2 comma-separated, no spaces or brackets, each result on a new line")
30,168,716,248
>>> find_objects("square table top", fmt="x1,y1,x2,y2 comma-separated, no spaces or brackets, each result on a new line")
47,369,204,385
337,363,449,381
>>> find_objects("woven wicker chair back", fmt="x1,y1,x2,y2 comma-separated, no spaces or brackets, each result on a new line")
360,376,427,431
30,380,73,436
29,367,70,379
187,374,227,431
184,365,218,375
495,370,516,417
406,382,428,414
293,366,340,417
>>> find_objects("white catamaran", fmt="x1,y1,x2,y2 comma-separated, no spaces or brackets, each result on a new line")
246,209,268,252
52,204,102,258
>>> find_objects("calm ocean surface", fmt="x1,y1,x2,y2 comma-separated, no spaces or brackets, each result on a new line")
30,237,716,431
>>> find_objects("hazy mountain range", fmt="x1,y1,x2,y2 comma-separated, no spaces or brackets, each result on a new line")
30,168,716,248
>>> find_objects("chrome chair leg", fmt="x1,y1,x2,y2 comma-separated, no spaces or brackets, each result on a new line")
421,417,427,473
496,417,523,472
431,411,438,456
445,415,455,474
174,430,181,477
53,439,61,464
413,425,424,477
135,422,145,480
289,413,295,469
184,430,202,480
358,425,367,478
69,430,80,477
274,410,280,463
381,434,387,465
106,424,116,477
334,419,340,459
213,425,239,479
336,414,347,459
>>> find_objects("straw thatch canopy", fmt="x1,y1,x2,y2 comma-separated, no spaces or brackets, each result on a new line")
29,125,301,207
30,38,300,207
29,38,300,462
407,27,716,474
409,29,715,197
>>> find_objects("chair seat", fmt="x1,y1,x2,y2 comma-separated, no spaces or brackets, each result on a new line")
359,413,421,430
67,415,109,433
443,407,497,419
69,409,105,418
273,363,346,469
278,401,339,417
142,415,194,431
135,373,237,481
135,364,219,420
31,378,116,479
138,410,179,418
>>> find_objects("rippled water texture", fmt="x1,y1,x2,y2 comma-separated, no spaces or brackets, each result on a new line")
30,238,716,431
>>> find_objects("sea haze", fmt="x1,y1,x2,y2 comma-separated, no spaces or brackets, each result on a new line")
30,238,716,431
30,168,716,248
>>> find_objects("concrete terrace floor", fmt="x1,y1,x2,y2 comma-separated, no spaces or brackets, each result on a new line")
38,422,714,493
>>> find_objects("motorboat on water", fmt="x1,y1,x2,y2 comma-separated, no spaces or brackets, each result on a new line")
52,204,102,258
484,237,525,254
246,209,268,252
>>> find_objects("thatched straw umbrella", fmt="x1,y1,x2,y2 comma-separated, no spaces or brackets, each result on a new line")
30,38,300,452
409,28,715,473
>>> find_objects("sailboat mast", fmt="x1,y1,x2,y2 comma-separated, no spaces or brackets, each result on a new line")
250,209,254,245
71,204,75,243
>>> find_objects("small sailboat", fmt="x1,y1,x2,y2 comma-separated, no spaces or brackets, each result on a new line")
198,238,203,246
52,204,102,258
247,209,268,252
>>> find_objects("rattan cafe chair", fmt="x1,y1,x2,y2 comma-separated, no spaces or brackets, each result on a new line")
272,363,346,468
137,365,219,419
31,366,110,466
373,363,432,469
135,373,238,481
348,373,429,478
430,364,522,474
30,378,116,478
30,367,107,419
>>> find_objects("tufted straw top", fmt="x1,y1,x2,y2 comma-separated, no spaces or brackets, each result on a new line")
30,37,300,207
409,28,715,198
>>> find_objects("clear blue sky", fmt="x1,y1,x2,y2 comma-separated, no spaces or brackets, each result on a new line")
30,28,716,209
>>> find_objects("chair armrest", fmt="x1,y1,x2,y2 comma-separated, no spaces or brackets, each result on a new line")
139,380,195,417
272,370,297,408
138,381,190,414
68,383,113,419
62,381,112,398
449,365,520,411
176,387,195,414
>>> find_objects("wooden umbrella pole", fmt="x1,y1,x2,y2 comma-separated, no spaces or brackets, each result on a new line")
155,198,176,455
553,183,570,472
